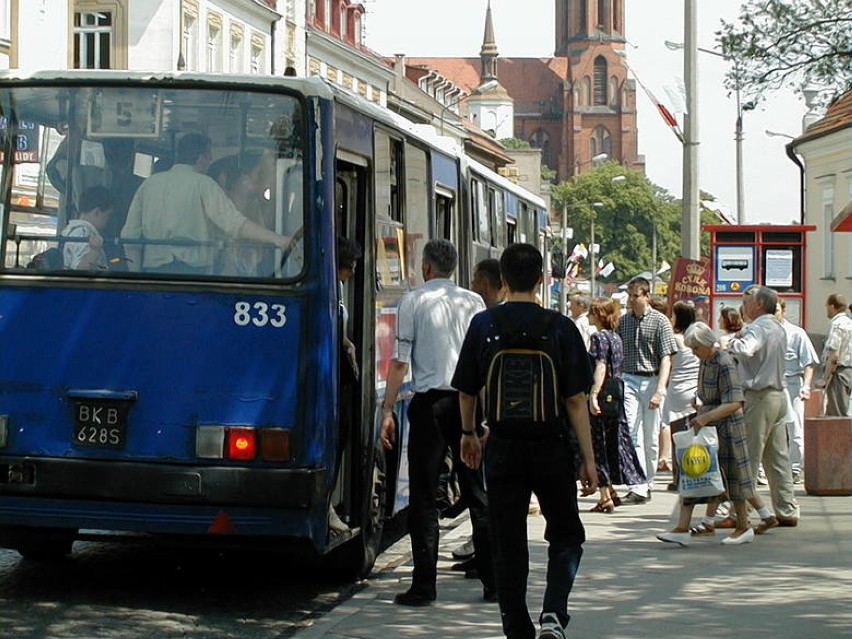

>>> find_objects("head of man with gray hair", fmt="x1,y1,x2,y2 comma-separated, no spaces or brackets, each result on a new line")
422,239,458,279
743,285,778,321
569,293,591,320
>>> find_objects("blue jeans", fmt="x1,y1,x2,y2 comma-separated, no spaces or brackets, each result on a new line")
485,429,585,639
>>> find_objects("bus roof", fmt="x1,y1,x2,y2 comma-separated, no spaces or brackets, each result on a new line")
0,69,335,100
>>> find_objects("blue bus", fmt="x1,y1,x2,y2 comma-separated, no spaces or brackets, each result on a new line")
0,70,546,578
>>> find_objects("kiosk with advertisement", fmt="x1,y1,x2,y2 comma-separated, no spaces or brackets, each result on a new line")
705,225,816,329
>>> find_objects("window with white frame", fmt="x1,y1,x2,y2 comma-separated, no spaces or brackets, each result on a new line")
354,13,362,44
207,19,222,72
324,0,331,29
340,4,347,38
250,42,264,75
229,30,243,73
0,0,11,42
183,13,198,70
74,10,113,68
822,182,835,278
847,175,852,278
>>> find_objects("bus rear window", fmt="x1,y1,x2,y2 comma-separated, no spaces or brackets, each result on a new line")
0,84,306,280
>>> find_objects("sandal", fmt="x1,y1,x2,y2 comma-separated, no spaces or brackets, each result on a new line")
609,491,622,507
689,522,715,536
589,499,615,513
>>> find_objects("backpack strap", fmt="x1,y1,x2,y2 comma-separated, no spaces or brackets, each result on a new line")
489,305,558,346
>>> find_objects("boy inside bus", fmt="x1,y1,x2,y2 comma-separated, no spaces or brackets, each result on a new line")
61,185,114,270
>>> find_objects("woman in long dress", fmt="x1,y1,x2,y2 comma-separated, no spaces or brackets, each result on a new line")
587,298,646,512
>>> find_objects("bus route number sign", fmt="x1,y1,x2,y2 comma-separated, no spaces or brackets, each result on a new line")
73,400,130,449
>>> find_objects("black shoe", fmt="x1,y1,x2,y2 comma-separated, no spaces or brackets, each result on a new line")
451,557,477,572
393,588,436,607
666,483,677,492
483,586,498,602
464,568,480,579
622,492,650,505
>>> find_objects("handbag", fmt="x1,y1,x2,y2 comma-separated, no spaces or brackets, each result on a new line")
597,332,624,418
673,425,725,498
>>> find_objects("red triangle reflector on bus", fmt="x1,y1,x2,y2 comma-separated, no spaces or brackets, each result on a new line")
208,510,237,535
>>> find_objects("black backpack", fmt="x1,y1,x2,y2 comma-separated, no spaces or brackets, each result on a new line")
485,305,563,426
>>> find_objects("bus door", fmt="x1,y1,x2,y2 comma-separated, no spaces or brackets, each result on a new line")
333,151,369,524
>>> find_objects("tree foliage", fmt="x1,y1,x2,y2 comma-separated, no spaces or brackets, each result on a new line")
498,137,531,149
717,0,852,105
551,163,713,285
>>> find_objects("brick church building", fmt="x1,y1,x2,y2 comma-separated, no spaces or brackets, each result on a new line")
403,0,645,181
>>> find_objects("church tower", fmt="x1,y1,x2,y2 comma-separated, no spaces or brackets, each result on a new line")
551,0,641,179
467,0,514,140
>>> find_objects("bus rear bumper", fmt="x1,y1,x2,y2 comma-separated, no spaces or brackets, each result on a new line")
0,456,326,509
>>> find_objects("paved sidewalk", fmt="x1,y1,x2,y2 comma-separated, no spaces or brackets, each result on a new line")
295,478,852,639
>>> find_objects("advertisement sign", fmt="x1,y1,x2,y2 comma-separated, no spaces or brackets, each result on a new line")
714,245,755,293
0,118,40,163
765,249,794,287
667,256,711,322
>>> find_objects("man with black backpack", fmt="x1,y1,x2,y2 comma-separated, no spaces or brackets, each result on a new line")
453,243,597,639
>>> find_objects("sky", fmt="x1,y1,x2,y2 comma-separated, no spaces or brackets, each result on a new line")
362,0,808,225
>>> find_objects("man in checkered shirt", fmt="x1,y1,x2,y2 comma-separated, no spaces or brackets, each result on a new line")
616,277,677,503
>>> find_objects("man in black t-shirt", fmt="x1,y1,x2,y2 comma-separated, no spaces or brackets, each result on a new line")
452,243,597,639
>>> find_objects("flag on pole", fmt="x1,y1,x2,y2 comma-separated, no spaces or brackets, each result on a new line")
657,259,672,274
600,262,616,277
622,61,684,143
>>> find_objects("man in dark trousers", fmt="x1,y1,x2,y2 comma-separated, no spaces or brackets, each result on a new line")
453,243,597,639
379,239,495,605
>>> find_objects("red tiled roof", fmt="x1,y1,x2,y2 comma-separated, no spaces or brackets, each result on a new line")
799,89,852,142
406,57,569,108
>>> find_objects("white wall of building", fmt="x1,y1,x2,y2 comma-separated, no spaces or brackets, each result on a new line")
799,128,852,335
16,0,69,70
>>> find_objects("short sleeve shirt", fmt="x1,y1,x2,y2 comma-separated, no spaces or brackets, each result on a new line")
61,219,106,269
616,307,678,374
452,301,593,400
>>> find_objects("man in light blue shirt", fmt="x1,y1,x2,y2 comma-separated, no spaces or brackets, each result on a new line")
776,300,819,482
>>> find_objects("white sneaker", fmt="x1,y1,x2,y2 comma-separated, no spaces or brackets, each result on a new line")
328,506,349,533
656,531,690,547
721,528,755,545
538,612,566,639
451,537,476,560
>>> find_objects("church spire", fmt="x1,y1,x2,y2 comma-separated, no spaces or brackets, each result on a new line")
480,0,499,81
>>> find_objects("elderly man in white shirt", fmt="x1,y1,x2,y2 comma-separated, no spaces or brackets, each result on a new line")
569,293,596,351
728,285,799,531
816,293,852,417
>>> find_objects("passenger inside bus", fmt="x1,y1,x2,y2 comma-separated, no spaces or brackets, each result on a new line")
61,185,114,270
120,133,293,276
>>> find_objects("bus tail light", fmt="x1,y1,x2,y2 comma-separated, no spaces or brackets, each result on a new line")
260,428,291,461
226,428,256,460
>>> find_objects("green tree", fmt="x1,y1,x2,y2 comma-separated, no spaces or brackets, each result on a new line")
498,137,531,149
717,0,852,105
551,163,713,284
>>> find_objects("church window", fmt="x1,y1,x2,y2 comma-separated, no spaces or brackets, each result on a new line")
609,76,619,107
613,0,622,33
579,1,587,34
529,128,552,169
590,125,612,160
593,56,607,105
597,0,608,30
582,77,591,107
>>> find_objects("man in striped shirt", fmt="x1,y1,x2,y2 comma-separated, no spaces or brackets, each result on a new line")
616,277,677,503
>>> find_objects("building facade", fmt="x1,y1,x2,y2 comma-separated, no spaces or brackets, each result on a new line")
403,0,644,182
792,90,852,334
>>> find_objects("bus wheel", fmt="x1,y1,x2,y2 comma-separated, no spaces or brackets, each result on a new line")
331,448,387,580
7,527,77,561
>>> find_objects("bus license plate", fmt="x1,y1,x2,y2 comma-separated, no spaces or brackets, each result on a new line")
72,400,129,449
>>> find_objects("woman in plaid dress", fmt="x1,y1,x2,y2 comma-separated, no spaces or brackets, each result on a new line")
657,322,770,546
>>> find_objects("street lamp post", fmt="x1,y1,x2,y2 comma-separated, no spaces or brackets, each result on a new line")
666,38,751,224
439,80,499,135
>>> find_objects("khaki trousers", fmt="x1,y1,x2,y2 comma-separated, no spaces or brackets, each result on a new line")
744,387,799,519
